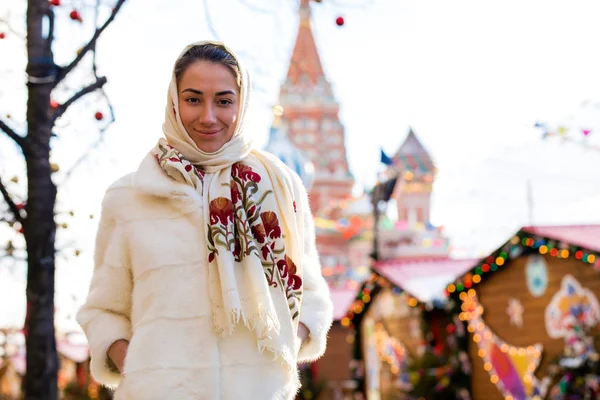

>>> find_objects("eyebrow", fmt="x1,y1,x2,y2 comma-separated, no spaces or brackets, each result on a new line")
181,88,237,96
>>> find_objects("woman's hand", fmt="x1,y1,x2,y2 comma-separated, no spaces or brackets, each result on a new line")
297,322,309,345
107,339,129,373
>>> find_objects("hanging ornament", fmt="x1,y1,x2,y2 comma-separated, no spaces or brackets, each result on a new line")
69,10,82,22
0,32,6,40
49,0,60,5
10,176,18,183
50,163,60,173
525,255,549,297
507,297,524,328
94,111,104,121
50,99,59,109
545,275,600,339
74,250,81,257
582,129,591,136
336,16,345,26
558,126,568,136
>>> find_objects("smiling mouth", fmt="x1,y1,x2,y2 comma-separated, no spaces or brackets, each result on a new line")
195,128,222,136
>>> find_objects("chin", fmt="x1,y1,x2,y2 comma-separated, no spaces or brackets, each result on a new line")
194,140,226,153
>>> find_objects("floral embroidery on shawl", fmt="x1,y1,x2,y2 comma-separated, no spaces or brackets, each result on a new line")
154,141,302,322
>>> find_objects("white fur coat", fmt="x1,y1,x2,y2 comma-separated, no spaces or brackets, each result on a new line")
76,154,333,400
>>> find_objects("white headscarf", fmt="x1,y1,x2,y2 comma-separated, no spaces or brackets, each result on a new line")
161,40,253,172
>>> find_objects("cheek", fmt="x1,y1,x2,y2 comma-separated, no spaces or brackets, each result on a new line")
177,102,195,125
223,109,238,130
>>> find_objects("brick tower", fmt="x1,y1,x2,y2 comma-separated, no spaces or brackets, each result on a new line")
276,0,354,215
389,128,436,226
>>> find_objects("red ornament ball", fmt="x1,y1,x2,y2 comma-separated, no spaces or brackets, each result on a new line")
0,32,6,39
50,99,59,109
336,16,345,26
49,0,61,6
70,10,82,21
94,111,104,121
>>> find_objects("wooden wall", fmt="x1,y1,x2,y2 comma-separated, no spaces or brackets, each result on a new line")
359,288,423,400
318,322,353,383
468,254,600,400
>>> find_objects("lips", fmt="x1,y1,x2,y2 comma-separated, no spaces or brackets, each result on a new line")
195,128,222,136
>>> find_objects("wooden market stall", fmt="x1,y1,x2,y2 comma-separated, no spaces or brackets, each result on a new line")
344,258,477,400
447,225,600,400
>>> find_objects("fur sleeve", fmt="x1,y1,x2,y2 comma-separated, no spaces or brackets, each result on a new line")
292,175,334,363
76,189,133,388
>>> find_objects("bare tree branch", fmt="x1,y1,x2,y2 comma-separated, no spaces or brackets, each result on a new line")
0,175,24,225
60,132,106,185
0,119,25,148
51,76,107,122
0,11,26,40
56,0,126,83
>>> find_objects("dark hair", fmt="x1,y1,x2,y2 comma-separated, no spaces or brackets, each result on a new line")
174,43,242,88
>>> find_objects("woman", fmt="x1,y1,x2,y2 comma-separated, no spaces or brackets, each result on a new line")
77,41,333,400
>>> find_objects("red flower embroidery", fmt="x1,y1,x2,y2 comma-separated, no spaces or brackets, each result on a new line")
185,164,192,172
251,224,266,244
209,197,234,225
277,256,302,290
276,259,289,278
261,245,271,259
247,205,257,218
195,168,205,180
208,252,216,263
168,157,180,163
260,212,282,239
293,201,297,213
233,163,261,183
289,274,302,290
230,180,242,203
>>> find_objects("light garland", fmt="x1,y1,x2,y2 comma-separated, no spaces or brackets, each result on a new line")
342,272,421,329
447,233,600,295
461,290,547,399
373,323,409,376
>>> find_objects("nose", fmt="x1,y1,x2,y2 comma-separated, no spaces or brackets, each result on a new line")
199,104,217,125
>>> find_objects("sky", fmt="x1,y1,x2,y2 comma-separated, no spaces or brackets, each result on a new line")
2,0,600,330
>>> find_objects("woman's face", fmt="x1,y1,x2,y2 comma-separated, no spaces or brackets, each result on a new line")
177,60,240,153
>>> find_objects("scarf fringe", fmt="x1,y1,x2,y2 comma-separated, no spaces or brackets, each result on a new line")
214,307,282,338
213,306,300,390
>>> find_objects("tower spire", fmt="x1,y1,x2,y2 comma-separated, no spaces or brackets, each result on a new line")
275,0,354,214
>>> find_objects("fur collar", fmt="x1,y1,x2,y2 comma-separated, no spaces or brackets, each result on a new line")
131,152,202,214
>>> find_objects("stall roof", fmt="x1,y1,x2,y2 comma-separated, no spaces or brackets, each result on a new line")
375,258,478,303
522,225,600,253
330,287,359,321
450,224,600,292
